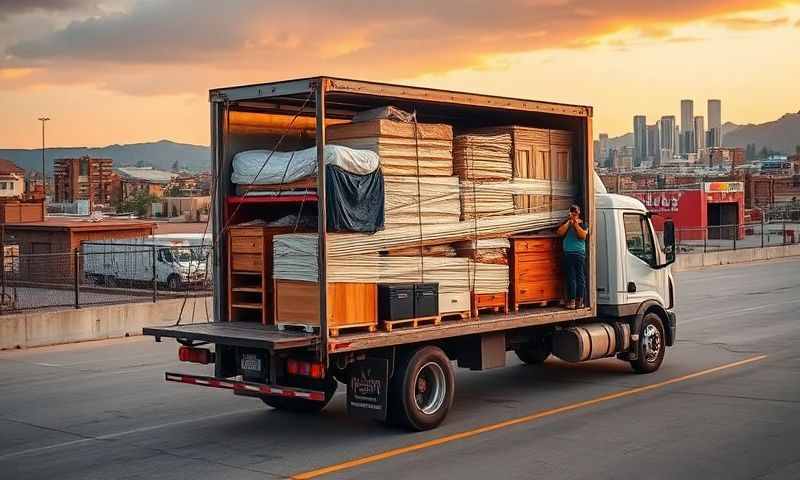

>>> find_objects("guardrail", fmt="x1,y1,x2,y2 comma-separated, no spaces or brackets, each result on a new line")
676,219,800,254
0,242,211,314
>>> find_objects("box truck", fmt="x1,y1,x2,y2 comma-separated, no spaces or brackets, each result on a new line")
144,77,676,430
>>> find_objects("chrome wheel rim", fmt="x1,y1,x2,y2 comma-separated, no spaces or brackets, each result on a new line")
413,362,446,415
643,324,662,363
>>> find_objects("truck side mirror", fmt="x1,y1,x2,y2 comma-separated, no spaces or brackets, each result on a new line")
663,220,676,265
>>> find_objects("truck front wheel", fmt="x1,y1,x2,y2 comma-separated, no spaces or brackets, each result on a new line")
630,313,666,374
389,346,454,431
261,377,337,413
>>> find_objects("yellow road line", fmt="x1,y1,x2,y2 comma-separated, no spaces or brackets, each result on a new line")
292,354,767,479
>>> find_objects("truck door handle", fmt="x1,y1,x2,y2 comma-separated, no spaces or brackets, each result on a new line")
627,282,637,293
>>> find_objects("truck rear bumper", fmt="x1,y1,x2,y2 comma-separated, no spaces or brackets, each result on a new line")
164,372,327,401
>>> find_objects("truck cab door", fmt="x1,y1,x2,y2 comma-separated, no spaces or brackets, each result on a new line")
621,212,666,305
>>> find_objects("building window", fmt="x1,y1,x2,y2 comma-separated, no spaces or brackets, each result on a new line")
623,213,656,267
80,159,89,176
0,182,6,190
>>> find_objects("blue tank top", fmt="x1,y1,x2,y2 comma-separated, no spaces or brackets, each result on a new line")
563,222,588,255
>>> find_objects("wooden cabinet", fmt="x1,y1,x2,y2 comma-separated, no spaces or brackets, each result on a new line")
227,226,292,324
509,127,573,214
274,280,378,336
510,235,563,310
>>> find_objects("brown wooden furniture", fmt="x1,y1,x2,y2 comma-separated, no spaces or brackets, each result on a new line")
227,226,293,324
471,292,509,317
510,235,563,311
274,280,378,336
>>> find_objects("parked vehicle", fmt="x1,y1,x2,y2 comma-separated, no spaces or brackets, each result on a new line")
83,237,208,290
145,77,676,431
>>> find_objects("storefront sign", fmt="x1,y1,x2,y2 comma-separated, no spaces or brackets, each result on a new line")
704,182,743,193
629,191,683,213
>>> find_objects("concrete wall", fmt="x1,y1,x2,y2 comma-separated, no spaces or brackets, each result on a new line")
674,244,800,271
0,296,211,350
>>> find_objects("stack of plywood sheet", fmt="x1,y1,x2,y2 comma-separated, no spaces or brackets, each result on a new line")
453,133,512,180
383,176,461,227
273,235,508,307
327,119,453,176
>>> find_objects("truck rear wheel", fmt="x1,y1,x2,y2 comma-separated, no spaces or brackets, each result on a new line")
630,313,666,374
261,377,337,413
388,346,454,431
514,337,551,365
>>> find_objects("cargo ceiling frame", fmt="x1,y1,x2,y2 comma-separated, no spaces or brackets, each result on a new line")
209,76,596,366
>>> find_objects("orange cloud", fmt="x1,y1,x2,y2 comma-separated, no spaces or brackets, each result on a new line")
1,0,796,96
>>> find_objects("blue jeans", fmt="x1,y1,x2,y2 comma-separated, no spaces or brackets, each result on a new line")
563,252,586,301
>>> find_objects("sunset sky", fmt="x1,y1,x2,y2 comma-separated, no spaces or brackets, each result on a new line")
1,0,799,148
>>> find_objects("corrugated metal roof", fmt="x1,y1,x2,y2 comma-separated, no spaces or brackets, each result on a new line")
115,167,177,183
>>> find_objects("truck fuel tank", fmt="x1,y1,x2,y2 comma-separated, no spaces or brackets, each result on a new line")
552,323,630,363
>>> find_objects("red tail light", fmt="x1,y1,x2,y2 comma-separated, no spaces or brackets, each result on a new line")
178,346,214,364
285,359,325,379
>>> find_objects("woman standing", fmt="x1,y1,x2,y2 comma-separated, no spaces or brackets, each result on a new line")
556,205,589,309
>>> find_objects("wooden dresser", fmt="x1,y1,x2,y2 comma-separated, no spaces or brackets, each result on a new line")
510,234,563,311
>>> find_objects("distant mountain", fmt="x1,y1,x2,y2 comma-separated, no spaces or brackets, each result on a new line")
0,139,210,174
607,132,633,150
722,112,800,154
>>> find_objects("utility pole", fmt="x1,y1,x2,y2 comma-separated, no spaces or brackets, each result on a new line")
38,117,50,200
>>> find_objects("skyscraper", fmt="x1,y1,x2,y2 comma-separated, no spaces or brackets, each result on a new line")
633,115,647,167
646,122,660,163
694,116,705,151
708,99,722,147
598,133,609,167
660,115,676,153
681,99,694,154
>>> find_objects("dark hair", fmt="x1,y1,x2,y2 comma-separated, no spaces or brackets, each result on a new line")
569,204,580,213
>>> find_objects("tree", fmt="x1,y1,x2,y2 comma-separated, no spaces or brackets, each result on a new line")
117,191,160,217
795,145,800,156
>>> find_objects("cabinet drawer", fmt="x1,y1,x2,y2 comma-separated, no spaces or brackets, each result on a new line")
231,236,263,254
231,253,263,272
439,292,470,313
517,268,561,283
513,238,559,254
516,283,561,302
230,227,264,238
474,292,506,307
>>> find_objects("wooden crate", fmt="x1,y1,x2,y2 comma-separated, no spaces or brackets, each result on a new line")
274,280,378,335
510,235,563,311
471,291,509,317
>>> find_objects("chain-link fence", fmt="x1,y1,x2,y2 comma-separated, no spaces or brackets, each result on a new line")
0,242,212,314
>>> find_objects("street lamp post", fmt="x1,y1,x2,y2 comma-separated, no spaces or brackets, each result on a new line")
38,117,50,198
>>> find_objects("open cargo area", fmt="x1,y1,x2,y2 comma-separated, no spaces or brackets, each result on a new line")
148,77,595,355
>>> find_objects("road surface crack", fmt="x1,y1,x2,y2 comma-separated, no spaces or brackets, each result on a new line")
675,339,761,354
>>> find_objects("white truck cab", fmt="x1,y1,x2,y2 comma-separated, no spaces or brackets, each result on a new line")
594,176,677,361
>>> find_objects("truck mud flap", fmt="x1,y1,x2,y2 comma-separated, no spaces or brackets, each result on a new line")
164,372,326,401
346,357,389,421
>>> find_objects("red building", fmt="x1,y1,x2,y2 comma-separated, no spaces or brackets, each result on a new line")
627,182,745,241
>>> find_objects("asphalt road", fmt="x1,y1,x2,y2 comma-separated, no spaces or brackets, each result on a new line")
1,258,799,479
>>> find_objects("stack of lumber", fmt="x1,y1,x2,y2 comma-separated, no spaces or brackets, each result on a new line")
453,133,512,180
384,244,457,257
384,176,461,227
453,238,510,265
327,119,453,176
460,179,577,219
273,211,562,258
273,237,507,294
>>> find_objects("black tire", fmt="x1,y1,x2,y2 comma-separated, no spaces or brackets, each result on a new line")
388,346,455,431
261,376,337,413
166,274,182,291
514,337,551,365
630,313,666,374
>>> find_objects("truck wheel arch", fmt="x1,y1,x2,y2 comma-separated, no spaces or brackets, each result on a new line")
632,301,673,347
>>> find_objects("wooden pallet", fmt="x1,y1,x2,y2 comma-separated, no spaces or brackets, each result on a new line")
440,310,471,321
329,322,378,337
381,315,441,333
276,323,318,334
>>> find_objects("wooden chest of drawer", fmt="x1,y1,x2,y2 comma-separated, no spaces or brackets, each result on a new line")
511,235,563,310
